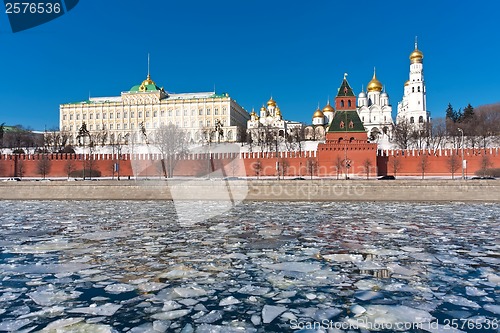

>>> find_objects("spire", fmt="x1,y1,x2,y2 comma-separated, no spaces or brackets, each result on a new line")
147,53,150,79
373,67,377,79
415,36,418,50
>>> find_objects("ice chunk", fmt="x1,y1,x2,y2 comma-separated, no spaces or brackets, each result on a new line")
441,295,480,309
484,304,500,315
262,305,287,324
162,300,182,311
194,310,223,324
172,286,208,298
151,309,192,320
350,304,366,316
40,318,84,331
137,282,168,293
45,322,117,332
27,288,82,306
251,314,261,326
346,305,434,330
104,283,135,294
262,262,322,273
219,296,241,306
0,319,32,332
465,286,487,297
354,290,383,301
67,303,122,316
195,324,257,333
238,285,270,296
322,254,363,262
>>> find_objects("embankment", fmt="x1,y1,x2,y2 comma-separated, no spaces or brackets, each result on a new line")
0,179,498,202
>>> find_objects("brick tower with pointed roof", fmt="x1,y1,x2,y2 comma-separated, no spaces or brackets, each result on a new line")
317,74,378,178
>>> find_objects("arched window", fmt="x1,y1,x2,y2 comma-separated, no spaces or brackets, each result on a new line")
412,87,415,93
418,86,421,92
340,100,344,108
419,116,424,123
348,100,352,107
227,130,233,141
410,117,414,123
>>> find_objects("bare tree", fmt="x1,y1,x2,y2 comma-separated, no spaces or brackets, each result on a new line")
36,155,52,179
362,158,373,180
447,153,461,180
64,159,76,179
478,154,493,177
391,156,401,178
418,154,429,180
16,158,25,179
393,119,413,149
334,155,343,180
277,158,289,179
153,124,188,178
253,160,262,179
306,158,317,179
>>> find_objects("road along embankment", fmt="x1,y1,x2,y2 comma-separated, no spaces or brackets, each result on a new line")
0,179,499,202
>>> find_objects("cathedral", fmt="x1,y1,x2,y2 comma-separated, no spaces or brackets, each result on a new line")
247,97,302,142
306,40,430,144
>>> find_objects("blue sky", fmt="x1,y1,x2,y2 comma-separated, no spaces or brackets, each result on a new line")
0,0,499,131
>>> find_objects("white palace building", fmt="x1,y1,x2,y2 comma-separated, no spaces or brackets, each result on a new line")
59,72,250,145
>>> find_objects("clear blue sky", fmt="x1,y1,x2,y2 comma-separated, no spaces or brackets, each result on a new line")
1,0,499,131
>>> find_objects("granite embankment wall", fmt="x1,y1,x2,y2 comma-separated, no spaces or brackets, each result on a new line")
0,180,498,202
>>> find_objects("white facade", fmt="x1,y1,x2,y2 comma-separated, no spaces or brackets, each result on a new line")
357,69,394,141
397,41,430,125
60,74,250,145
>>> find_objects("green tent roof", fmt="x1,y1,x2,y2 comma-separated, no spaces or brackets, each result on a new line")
337,78,355,97
328,110,366,133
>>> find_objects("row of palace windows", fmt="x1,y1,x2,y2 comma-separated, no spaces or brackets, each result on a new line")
63,119,228,132
63,107,227,121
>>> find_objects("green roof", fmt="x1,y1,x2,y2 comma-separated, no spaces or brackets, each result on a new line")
129,83,162,92
337,78,355,97
328,110,366,133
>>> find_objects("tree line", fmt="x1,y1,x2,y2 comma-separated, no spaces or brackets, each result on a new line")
393,102,500,150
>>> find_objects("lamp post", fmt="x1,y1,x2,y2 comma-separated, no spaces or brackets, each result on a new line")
457,128,464,180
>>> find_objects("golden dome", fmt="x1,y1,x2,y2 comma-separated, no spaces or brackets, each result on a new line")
322,103,335,113
260,105,266,111
404,80,410,86
367,70,383,92
409,48,423,63
276,107,281,115
267,97,277,107
313,108,324,118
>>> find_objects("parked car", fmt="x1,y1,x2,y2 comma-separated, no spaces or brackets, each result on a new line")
4,177,21,182
378,175,396,180
471,176,495,180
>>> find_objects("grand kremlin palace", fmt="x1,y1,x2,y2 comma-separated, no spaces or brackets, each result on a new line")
59,73,250,145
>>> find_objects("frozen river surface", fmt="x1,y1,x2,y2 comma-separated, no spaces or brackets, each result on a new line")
0,201,499,332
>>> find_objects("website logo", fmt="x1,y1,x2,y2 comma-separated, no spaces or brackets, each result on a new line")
4,0,79,33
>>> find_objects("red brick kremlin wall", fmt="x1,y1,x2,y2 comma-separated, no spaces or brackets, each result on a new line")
0,148,499,179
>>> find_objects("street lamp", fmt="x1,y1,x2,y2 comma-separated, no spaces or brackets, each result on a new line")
457,128,464,180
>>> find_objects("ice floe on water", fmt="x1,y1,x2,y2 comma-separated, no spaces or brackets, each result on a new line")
0,200,499,332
